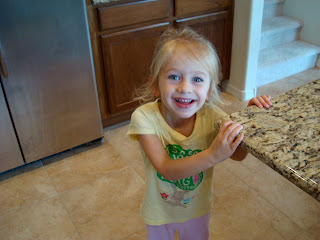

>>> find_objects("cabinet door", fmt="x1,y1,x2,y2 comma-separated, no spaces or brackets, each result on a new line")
101,24,168,114
176,11,232,80
0,83,24,172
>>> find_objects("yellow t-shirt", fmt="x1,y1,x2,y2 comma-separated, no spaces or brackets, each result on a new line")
127,100,227,225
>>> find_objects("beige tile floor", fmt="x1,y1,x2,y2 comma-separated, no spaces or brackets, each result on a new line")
1,68,320,240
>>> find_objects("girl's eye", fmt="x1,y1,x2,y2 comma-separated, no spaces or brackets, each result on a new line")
168,75,180,80
193,77,203,82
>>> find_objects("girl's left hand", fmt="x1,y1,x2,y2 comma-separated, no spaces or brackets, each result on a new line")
248,95,272,108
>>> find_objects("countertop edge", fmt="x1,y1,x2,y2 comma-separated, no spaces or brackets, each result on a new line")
239,140,320,201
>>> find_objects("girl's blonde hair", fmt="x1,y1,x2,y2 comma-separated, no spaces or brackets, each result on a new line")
136,27,222,104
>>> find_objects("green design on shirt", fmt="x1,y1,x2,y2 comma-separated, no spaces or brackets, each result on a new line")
156,144,203,191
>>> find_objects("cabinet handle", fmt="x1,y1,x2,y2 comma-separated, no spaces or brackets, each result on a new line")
0,49,8,78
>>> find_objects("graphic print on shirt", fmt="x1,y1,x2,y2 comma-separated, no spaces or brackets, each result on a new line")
157,144,203,207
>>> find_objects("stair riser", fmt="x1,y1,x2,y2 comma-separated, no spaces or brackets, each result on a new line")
256,54,319,87
260,28,300,50
263,3,283,18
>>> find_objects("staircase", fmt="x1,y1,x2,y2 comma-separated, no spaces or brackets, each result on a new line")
256,0,320,87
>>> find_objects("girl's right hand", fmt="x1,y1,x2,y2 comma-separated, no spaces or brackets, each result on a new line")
209,120,244,164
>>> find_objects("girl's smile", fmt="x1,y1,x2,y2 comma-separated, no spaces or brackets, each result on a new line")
174,97,196,108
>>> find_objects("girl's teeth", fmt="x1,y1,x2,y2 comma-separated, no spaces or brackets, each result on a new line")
176,99,192,103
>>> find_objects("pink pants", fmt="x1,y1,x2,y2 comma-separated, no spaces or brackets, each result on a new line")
146,212,211,240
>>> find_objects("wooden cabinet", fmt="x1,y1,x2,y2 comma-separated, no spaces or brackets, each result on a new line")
175,12,233,81
101,24,168,114
87,0,233,127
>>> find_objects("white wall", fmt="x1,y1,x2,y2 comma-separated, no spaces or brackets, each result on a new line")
225,0,264,101
283,0,320,47
226,0,320,101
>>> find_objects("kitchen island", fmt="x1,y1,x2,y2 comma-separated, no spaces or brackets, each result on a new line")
219,79,320,201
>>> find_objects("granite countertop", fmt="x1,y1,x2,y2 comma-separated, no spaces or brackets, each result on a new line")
218,79,320,201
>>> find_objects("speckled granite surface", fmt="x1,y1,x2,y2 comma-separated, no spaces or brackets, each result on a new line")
219,79,320,201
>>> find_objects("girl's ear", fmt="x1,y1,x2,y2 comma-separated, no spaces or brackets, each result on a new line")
206,85,214,101
153,86,160,97
150,76,160,97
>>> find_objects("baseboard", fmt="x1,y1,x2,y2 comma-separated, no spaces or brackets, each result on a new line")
224,83,257,101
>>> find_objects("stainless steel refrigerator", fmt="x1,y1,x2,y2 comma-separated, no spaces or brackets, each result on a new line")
0,0,103,172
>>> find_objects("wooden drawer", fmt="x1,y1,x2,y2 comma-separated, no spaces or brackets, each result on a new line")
175,0,232,17
98,0,169,31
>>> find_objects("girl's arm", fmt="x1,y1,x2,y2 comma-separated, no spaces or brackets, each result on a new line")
230,95,272,161
139,120,243,180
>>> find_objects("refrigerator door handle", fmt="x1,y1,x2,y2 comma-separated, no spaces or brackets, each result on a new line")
0,49,8,78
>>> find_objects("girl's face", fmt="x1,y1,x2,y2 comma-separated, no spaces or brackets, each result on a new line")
154,48,212,125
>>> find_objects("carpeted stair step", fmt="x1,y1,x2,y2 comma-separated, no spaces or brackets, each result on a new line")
263,0,285,18
260,16,303,50
257,41,320,86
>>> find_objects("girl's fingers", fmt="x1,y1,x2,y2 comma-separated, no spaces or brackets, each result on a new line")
255,96,271,108
261,95,271,101
220,121,244,143
228,123,243,143
231,134,244,150
220,120,234,133
261,95,272,107
249,95,272,108
252,97,263,108
257,96,267,108
227,123,243,142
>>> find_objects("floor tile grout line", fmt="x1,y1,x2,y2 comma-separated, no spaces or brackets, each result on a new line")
41,162,83,239
56,164,145,240
42,160,59,199
289,230,305,240
270,221,302,240
56,194,83,240
213,181,240,198
212,164,264,198
55,165,132,197
118,226,146,240
270,225,290,240
220,158,267,180
128,165,145,183
41,164,136,240
104,135,133,168
237,176,307,239
40,136,134,196
5,164,140,240
0,194,60,219
213,165,243,196
104,133,146,183
291,230,314,240
238,173,306,235
212,160,307,238
0,163,57,219
1,164,60,220
0,164,133,219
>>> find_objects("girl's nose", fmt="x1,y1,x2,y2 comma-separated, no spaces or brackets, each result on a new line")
177,79,191,94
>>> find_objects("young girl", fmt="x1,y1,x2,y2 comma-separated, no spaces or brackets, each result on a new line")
127,27,272,240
